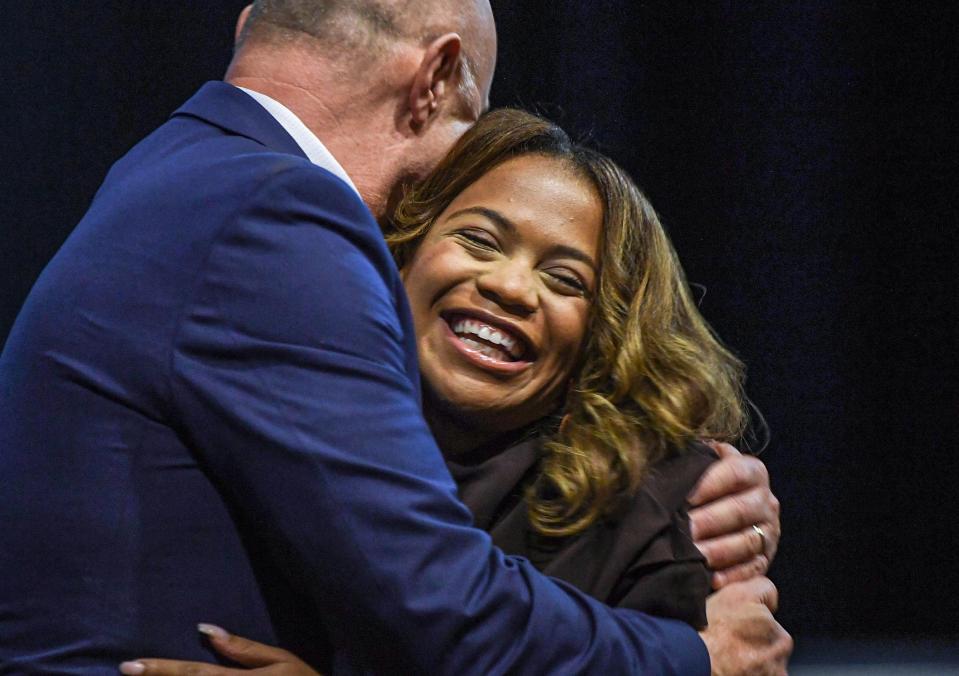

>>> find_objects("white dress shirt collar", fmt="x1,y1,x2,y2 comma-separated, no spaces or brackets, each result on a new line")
236,86,360,198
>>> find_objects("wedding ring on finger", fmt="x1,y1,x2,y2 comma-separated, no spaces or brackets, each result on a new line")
752,524,767,555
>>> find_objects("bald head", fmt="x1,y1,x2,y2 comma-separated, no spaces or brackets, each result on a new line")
242,0,414,49
227,0,496,217
242,1,493,72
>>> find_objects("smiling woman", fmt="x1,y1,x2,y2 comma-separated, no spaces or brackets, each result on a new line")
391,108,749,538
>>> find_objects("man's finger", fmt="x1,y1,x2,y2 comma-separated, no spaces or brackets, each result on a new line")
708,575,780,613
753,608,793,672
775,624,795,664
688,452,769,508
703,440,742,459
697,523,768,570
711,555,770,590
119,659,242,675
739,575,780,613
199,624,297,668
689,486,776,541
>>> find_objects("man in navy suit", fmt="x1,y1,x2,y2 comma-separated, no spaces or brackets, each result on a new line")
0,1,790,674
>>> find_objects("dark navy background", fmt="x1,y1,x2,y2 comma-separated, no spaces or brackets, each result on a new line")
2,1,956,651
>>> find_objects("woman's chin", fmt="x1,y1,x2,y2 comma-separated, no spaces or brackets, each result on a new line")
427,383,546,433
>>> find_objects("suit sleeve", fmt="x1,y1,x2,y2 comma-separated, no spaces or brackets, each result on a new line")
169,165,710,676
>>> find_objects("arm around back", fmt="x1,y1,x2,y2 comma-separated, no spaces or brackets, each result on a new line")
169,165,709,675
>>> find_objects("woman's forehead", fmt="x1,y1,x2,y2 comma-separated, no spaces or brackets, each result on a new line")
441,156,602,235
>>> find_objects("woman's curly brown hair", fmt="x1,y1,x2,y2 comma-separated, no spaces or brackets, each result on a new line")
387,108,749,537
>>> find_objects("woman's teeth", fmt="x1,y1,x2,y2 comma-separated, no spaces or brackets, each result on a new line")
450,318,523,360
457,336,511,362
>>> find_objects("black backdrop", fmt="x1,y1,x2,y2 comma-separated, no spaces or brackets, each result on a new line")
2,1,956,650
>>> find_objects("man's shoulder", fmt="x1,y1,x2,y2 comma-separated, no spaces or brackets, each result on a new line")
239,156,371,227
110,85,358,209
106,112,374,243
131,114,355,196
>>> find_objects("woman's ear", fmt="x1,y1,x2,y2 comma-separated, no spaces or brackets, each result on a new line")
408,33,463,130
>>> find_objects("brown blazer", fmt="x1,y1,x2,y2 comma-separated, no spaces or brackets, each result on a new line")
448,437,716,628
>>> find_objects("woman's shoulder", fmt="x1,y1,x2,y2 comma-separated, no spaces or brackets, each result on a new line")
634,441,719,517
602,442,717,627
483,436,715,627
607,441,717,558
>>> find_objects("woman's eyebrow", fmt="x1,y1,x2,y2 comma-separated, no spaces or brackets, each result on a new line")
447,206,597,271
448,206,517,234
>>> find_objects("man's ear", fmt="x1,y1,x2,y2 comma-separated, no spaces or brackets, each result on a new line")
235,4,254,45
409,33,463,130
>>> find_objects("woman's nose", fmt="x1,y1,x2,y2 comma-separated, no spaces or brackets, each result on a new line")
476,263,539,316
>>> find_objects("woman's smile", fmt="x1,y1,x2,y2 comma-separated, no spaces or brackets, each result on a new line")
441,309,534,374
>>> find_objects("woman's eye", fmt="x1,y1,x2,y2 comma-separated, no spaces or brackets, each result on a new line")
456,230,498,250
546,270,587,295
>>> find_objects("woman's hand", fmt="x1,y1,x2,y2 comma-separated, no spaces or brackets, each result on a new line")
119,624,320,676
688,442,782,588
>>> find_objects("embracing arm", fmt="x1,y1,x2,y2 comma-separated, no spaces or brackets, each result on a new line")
164,166,708,675
118,577,791,676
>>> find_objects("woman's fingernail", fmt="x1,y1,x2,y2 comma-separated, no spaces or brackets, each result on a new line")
198,622,230,640
119,661,146,675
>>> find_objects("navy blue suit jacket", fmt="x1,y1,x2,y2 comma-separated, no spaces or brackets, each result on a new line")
0,82,709,675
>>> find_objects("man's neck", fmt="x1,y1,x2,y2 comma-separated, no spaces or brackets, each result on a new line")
226,59,400,218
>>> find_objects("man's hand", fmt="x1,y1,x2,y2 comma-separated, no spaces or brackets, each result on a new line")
699,577,793,676
689,442,781,588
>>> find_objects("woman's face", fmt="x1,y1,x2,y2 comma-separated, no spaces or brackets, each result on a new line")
400,154,603,434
